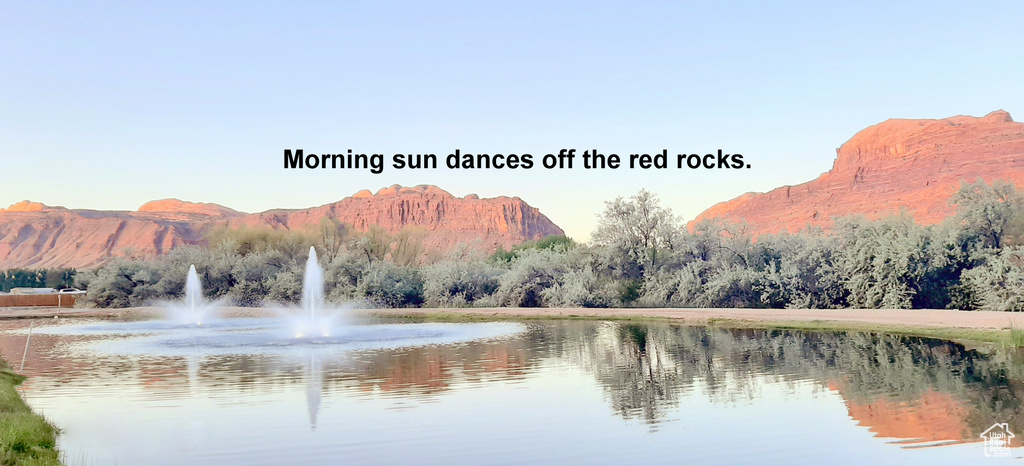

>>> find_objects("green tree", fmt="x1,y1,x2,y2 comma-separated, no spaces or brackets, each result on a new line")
592,190,682,280
961,246,1024,311
833,214,930,309
950,179,1024,250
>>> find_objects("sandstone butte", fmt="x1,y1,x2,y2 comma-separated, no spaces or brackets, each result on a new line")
692,110,1024,236
0,185,564,269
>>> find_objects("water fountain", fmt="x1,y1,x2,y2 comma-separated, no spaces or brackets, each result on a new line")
40,251,523,352
185,265,202,322
293,247,336,338
164,264,217,326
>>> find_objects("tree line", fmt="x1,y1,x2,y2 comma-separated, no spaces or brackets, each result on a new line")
0,269,76,293
52,179,1024,310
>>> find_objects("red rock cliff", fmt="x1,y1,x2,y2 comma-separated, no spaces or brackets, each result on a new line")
223,184,563,255
0,186,564,269
692,110,1024,235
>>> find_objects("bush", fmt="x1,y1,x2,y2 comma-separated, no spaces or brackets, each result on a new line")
961,246,1024,311
422,261,500,307
831,215,930,309
356,261,424,307
639,262,761,308
493,248,568,307
67,181,1024,312
491,235,576,263
76,261,165,307
542,266,620,308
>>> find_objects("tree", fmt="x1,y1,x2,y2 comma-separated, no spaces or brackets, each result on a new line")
315,218,349,261
950,179,1024,250
592,190,682,279
832,214,930,309
753,233,847,309
390,227,428,266
349,225,390,263
961,246,1024,311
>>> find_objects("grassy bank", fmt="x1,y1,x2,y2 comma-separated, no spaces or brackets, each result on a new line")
702,318,1022,348
0,358,58,466
374,310,1023,348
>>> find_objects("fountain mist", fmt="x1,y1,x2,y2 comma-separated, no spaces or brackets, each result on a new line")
186,265,202,320
163,264,218,326
294,247,335,338
303,247,324,324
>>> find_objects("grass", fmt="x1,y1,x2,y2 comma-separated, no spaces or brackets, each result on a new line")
375,311,678,324
373,310,1022,347
0,358,59,466
1009,325,1024,348
702,318,1017,347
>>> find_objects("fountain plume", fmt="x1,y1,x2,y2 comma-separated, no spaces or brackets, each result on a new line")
162,264,220,326
185,265,202,322
303,247,324,324
293,247,336,338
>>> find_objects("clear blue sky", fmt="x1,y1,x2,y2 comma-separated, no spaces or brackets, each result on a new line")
2,1,1022,240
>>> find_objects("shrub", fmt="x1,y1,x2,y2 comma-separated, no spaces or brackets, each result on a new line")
422,261,500,307
356,261,424,307
493,248,568,307
961,246,1024,311
832,215,930,309
541,266,620,308
76,261,165,307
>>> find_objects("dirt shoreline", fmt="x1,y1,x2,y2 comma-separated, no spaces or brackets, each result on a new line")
2,306,1023,331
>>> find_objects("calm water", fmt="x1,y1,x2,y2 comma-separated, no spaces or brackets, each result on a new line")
2,317,1023,465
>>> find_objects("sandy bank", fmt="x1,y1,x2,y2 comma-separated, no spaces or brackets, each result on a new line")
3,306,1023,332
371,307,1024,331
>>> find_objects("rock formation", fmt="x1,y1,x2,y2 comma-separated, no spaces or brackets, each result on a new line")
137,199,243,218
692,110,1024,235
0,185,564,269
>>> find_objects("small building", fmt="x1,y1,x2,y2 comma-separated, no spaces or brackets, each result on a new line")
0,288,84,308
10,287,57,295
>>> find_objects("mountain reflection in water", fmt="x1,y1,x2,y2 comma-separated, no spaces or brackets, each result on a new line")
2,319,1022,463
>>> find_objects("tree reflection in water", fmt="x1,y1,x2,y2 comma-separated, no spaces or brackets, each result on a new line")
4,319,1024,446
554,322,1024,445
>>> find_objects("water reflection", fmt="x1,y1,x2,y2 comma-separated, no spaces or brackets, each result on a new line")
570,324,1024,446
2,319,1022,463
305,354,322,430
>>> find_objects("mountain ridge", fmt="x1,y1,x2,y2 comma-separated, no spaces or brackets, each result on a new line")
692,110,1024,235
0,185,564,269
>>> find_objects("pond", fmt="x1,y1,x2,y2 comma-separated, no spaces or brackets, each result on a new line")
2,317,1022,465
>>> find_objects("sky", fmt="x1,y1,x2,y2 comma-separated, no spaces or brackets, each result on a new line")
2,1,1022,240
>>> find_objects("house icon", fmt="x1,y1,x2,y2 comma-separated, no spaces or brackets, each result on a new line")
981,423,1015,457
